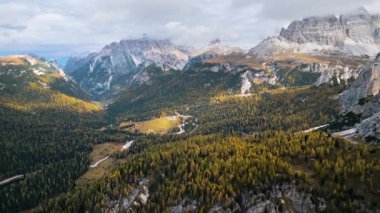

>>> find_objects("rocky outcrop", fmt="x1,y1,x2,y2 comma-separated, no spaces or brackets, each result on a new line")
338,54,380,142
356,111,380,142
265,55,365,86
207,183,325,213
131,60,157,86
169,199,197,213
112,178,150,212
341,54,380,111
314,64,358,86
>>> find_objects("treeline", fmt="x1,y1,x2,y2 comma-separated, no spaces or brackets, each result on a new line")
38,131,380,212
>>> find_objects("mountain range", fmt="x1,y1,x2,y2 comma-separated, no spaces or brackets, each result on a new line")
0,8,378,141
1,6,380,213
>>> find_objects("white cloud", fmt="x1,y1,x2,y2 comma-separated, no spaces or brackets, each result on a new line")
0,0,379,59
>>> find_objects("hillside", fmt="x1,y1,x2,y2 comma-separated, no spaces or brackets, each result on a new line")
39,132,380,212
0,55,110,212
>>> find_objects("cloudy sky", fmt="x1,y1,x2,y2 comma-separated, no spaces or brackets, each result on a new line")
1,0,380,64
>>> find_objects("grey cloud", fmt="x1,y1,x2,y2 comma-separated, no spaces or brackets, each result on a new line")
0,24,27,31
232,0,380,20
0,0,379,59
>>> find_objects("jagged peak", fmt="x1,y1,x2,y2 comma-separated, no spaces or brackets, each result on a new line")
119,37,172,44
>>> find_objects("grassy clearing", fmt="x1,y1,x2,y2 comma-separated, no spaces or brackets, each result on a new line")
76,142,126,186
89,143,123,161
274,52,328,63
120,116,180,134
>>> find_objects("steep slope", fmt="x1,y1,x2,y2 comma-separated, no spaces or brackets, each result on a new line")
341,54,380,111
65,37,190,98
337,53,380,142
0,55,107,212
0,55,99,112
249,8,380,58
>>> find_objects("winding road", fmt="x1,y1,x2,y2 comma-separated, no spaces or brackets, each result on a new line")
89,156,110,168
0,171,40,186
299,124,330,133
90,140,135,168
0,175,25,186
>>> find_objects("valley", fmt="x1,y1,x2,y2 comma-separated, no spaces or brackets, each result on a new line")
1,5,380,213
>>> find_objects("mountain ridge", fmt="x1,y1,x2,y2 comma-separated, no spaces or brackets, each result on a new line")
249,7,380,59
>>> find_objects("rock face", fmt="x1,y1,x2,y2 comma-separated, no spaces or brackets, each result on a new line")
341,54,380,111
64,52,97,74
356,111,380,142
249,8,380,58
339,54,380,142
279,15,346,46
207,183,325,213
263,53,366,86
65,37,190,97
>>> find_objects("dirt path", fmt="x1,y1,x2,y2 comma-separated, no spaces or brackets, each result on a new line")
89,156,110,168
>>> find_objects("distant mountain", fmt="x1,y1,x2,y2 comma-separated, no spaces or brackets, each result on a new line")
184,39,245,70
0,55,99,112
64,9,379,104
65,37,191,98
249,7,380,59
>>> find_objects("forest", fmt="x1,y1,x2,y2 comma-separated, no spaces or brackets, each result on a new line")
38,131,380,212
1,62,378,212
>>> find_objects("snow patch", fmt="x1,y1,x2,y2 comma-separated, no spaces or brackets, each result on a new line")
106,75,113,90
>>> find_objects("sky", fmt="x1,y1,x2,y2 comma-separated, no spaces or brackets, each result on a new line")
1,0,380,65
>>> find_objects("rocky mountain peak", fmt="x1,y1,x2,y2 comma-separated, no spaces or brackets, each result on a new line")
64,38,191,98
279,14,345,46
250,8,380,58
